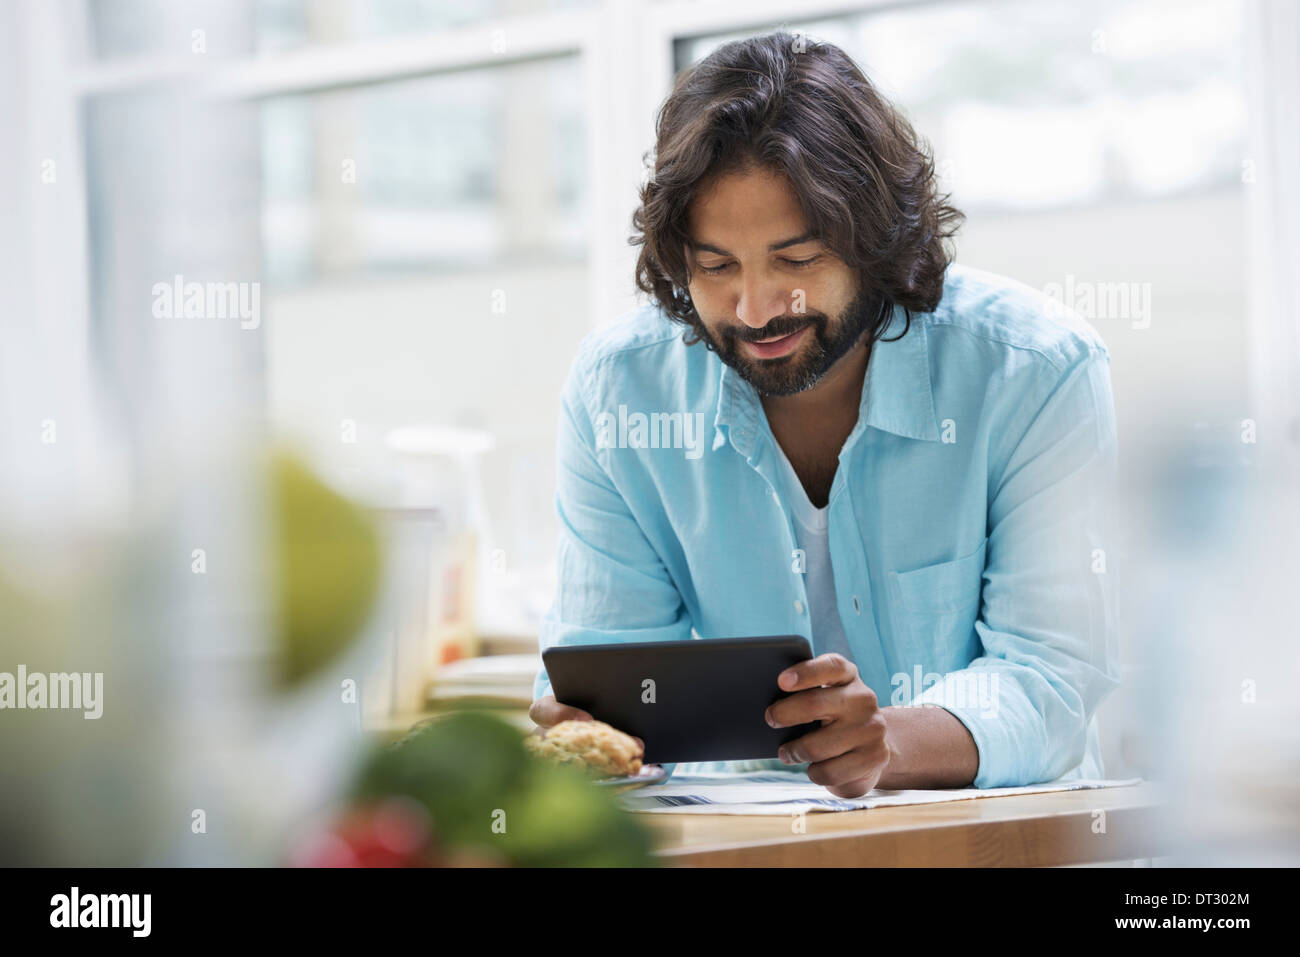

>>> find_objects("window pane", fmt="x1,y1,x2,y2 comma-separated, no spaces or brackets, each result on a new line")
259,55,586,284
90,0,256,60
256,0,595,54
87,0,595,59
676,0,1247,211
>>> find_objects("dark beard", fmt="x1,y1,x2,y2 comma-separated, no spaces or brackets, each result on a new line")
693,285,883,397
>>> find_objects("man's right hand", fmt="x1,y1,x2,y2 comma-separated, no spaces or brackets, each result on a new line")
528,694,594,728
527,695,646,753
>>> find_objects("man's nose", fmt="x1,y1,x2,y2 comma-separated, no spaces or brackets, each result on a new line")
735,272,793,330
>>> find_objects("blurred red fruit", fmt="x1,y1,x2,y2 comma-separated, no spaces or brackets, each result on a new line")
292,797,436,867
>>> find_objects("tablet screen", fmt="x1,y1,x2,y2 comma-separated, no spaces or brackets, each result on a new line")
543,635,819,764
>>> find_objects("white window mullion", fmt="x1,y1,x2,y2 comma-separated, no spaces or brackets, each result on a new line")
1243,0,1300,474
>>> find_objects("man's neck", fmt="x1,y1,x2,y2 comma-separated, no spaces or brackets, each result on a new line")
760,335,871,507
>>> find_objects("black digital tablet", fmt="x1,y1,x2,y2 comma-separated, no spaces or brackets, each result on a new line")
542,635,818,764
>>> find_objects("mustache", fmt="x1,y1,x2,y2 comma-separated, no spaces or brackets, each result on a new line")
728,315,823,342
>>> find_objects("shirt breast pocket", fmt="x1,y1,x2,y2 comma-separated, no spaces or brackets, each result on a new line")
887,537,987,681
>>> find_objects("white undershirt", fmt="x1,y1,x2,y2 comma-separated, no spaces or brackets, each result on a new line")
769,439,855,665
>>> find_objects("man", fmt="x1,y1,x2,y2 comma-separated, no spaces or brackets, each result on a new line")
530,32,1119,798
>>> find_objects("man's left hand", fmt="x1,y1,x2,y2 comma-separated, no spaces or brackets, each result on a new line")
765,653,897,799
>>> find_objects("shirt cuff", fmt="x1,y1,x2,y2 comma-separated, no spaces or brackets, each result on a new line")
907,668,1045,789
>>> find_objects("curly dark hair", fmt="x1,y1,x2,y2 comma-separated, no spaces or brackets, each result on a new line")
630,31,964,346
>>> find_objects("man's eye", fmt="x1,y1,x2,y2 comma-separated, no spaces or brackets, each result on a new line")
698,256,818,276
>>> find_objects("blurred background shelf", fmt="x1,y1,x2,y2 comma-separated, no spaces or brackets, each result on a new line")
363,648,541,741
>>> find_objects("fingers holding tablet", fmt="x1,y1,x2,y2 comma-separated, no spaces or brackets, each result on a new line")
528,693,593,728
776,652,859,692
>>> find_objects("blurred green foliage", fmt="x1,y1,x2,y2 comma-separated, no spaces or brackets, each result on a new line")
353,710,656,867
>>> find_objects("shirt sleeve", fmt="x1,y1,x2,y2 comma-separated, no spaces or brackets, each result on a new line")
909,347,1121,787
532,354,694,703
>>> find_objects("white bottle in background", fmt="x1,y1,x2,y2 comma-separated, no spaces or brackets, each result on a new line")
384,425,495,713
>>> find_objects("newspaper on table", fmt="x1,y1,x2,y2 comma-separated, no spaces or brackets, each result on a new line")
620,770,1145,814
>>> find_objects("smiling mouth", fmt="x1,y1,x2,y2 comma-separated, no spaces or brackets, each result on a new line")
743,325,810,359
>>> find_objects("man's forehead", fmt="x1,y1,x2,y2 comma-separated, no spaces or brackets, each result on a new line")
686,231,820,257
688,169,806,232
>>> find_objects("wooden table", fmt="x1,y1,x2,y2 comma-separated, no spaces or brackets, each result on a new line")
641,781,1168,866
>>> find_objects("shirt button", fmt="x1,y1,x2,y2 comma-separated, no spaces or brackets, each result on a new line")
852,596,862,615
794,600,804,615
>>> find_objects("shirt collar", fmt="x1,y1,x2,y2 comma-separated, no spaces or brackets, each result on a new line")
712,304,941,458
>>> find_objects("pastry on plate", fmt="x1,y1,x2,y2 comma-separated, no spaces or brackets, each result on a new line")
524,719,643,778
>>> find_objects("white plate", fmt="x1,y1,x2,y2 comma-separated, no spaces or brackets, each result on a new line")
593,764,667,793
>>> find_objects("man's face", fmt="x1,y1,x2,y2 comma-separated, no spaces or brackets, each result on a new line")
684,165,875,397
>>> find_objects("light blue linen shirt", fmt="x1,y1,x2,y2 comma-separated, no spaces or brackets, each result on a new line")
533,262,1120,788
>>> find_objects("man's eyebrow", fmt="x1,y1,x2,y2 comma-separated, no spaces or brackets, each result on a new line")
687,232,819,256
